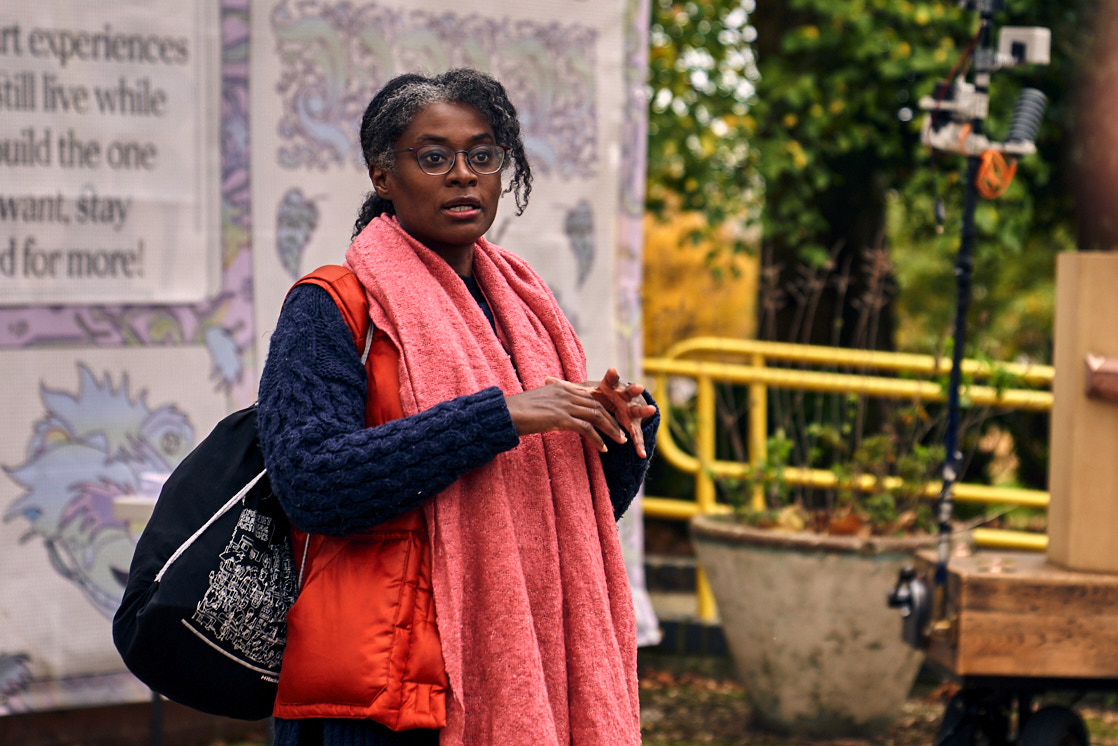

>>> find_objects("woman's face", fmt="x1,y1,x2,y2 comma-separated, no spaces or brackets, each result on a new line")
372,102,503,265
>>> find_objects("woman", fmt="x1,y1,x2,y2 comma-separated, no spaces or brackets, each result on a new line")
258,68,657,746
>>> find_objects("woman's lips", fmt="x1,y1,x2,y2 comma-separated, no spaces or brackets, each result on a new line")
443,199,481,218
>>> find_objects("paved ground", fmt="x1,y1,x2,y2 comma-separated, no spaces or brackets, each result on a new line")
26,667,1105,746
190,679,1118,746
635,664,1118,746
638,667,940,746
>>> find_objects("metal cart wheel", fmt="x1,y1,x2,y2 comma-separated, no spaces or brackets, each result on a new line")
1019,706,1089,746
937,717,983,746
936,691,1011,746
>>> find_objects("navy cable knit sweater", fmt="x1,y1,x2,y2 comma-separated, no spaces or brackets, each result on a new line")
258,283,658,746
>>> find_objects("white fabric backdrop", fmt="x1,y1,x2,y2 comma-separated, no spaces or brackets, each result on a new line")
0,0,656,716
0,0,222,306
250,0,622,376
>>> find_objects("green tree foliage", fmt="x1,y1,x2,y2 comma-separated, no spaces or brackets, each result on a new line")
749,1,970,271
647,0,1096,359
647,0,760,227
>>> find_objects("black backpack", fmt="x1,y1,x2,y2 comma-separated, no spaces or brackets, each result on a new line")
112,266,370,719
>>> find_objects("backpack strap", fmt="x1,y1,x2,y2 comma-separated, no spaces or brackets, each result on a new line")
289,265,371,359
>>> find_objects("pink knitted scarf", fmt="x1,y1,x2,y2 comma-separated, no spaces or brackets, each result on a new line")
345,216,640,746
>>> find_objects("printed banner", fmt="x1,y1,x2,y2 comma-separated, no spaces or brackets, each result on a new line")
0,348,232,714
249,0,622,374
0,0,655,718
0,0,221,306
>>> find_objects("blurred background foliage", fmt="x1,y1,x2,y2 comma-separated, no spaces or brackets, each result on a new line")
643,206,757,357
644,0,1098,363
642,1,1102,507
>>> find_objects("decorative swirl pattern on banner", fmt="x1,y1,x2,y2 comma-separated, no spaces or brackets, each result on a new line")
271,0,598,178
4,366,195,618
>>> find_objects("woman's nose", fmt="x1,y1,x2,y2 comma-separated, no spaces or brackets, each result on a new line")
446,152,477,184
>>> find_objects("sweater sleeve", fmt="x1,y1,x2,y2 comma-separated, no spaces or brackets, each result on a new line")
257,283,521,537
598,391,660,521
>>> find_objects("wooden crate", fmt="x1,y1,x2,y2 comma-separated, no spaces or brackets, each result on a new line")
914,549,1118,679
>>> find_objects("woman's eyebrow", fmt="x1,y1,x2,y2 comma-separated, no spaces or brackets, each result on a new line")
412,132,496,144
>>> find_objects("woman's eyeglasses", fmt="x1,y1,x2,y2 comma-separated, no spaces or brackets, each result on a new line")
395,144,509,176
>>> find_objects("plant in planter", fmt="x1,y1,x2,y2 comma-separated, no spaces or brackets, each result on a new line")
685,246,1026,737
693,413,945,737
730,403,944,537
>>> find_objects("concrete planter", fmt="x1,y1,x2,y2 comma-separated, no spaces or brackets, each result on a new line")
690,513,933,737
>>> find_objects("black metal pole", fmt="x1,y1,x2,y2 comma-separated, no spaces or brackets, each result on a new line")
935,8,995,586
936,153,980,584
150,690,163,746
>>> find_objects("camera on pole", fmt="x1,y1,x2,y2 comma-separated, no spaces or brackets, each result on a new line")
919,25,1050,160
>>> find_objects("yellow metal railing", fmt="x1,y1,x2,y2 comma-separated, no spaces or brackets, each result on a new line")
642,337,1054,620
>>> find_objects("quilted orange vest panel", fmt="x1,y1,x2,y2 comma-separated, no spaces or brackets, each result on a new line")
272,266,448,729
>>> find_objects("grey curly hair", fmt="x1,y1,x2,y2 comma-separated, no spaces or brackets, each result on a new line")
352,68,533,239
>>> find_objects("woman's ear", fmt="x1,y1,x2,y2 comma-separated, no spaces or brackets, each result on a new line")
370,164,392,200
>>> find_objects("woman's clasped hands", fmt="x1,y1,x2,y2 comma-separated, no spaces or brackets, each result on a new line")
505,367,657,457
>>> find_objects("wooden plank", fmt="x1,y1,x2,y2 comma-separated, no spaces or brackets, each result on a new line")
1048,253,1118,573
916,550,1118,678
956,610,1118,677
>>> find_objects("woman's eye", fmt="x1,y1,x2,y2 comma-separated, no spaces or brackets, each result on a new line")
471,149,492,164
420,149,449,165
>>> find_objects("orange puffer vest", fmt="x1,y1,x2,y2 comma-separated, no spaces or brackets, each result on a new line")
272,266,448,729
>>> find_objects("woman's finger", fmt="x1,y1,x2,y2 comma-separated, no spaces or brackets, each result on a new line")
531,373,654,456
507,379,624,451
586,369,658,458
575,398,627,446
622,398,657,459
577,415,609,452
